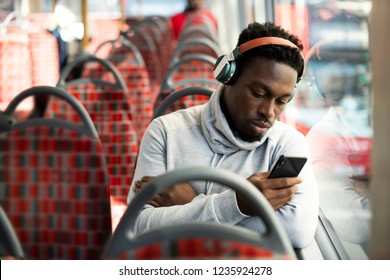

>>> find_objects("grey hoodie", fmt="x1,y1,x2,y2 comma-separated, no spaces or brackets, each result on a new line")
128,85,319,248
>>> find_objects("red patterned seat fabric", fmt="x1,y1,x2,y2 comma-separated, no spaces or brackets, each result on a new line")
83,58,154,141
123,27,163,96
0,126,112,259
112,59,154,140
47,83,138,227
104,57,155,140
116,238,290,260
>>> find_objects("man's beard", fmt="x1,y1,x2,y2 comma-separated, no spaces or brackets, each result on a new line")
219,93,267,143
236,130,263,143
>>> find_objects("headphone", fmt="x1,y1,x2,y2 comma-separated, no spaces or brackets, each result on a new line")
214,37,305,85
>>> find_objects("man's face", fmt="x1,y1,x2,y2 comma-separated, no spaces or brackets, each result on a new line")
222,56,298,142
187,0,203,11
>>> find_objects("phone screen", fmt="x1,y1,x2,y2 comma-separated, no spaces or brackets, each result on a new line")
269,155,307,178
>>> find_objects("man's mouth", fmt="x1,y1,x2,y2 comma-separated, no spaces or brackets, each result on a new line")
250,121,271,134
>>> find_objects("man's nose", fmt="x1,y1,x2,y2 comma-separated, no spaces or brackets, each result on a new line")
257,99,275,119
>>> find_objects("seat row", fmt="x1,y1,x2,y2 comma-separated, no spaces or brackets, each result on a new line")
0,12,244,260
0,88,295,259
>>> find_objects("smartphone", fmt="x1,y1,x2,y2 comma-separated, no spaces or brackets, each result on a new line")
269,155,307,178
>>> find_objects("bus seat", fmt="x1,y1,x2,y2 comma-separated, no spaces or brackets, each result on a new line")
85,16,121,56
163,54,216,86
170,38,222,66
180,11,218,41
131,17,175,79
102,167,296,260
154,78,219,112
0,23,33,120
0,205,25,259
95,37,155,140
153,86,214,119
145,16,175,69
179,26,217,43
48,54,138,228
121,25,164,96
155,54,217,108
0,86,112,259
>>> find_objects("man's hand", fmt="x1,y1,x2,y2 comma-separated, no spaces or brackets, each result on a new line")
133,176,197,207
236,172,301,215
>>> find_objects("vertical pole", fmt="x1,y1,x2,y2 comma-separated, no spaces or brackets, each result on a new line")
81,0,88,52
119,0,126,30
52,0,57,12
370,0,390,259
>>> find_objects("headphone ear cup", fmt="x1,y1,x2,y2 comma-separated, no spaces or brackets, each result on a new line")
224,61,237,85
214,55,237,85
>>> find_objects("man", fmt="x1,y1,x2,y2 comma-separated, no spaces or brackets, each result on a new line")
170,0,217,40
128,22,319,249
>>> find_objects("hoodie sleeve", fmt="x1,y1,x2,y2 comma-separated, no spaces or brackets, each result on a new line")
237,126,319,249
234,167,318,249
273,159,319,249
130,190,248,235
264,129,319,248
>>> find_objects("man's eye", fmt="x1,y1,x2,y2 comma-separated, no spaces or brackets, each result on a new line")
251,91,266,98
276,99,288,105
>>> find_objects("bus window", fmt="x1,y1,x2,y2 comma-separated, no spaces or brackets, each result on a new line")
125,0,186,17
274,0,372,259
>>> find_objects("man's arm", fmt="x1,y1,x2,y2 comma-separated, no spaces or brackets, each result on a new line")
133,176,197,207
245,127,320,249
136,167,318,249
238,172,301,213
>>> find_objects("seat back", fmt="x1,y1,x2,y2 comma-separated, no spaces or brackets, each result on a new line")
179,27,217,43
102,167,296,260
95,37,155,139
0,20,33,120
180,11,218,41
171,38,222,65
95,36,145,65
135,18,172,79
0,205,25,259
155,54,217,110
121,26,163,95
162,54,216,88
154,78,220,112
48,54,138,228
153,86,214,119
0,86,112,259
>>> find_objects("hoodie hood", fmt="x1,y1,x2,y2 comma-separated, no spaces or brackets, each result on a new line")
201,85,273,155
